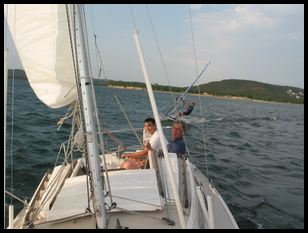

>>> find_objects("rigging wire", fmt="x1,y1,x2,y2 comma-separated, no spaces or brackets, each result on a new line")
129,4,138,31
66,3,93,214
188,5,210,179
81,4,114,210
89,6,100,77
144,4,193,160
94,35,107,79
88,6,130,151
113,95,143,145
7,5,18,206
89,5,107,80
84,5,144,153
131,4,187,222
145,5,179,112
65,4,88,164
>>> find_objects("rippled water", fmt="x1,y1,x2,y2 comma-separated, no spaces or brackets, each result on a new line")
5,79,304,229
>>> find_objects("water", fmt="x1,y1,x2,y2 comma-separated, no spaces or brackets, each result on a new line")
5,79,304,229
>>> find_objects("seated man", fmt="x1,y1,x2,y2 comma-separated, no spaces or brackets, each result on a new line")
167,120,186,155
121,117,168,169
167,120,188,208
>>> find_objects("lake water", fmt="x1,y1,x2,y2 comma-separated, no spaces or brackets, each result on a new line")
5,78,304,229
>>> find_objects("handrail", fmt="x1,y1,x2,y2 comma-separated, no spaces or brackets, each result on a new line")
5,191,28,206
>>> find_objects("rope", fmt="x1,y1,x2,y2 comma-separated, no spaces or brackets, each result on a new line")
144,5,194,162
101,127,124,146
66,7,102,216
65,4,80,106
89,6,100,78
64,6,95,214
66,3,87,160
113,95,143,146
129,5,138,31
56,103,76,130
145,4,179,111
94,34,107,79
54,100,84,168
89,5,107,80
88,7,129,154
64,6,96,215
188,5,209,179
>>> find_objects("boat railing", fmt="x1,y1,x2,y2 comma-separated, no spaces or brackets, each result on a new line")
107,144,143,157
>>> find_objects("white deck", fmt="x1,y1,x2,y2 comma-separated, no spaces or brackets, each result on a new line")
48,169,162,222
47,175,92,221
106,169,162,212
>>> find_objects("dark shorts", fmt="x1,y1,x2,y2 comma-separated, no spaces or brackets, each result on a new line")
183,107,193,115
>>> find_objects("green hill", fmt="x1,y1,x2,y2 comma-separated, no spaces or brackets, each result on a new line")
190,79,304,104
107,79,304,104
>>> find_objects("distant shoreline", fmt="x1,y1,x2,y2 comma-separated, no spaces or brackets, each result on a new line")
107,85,144,90
106,85,302,105
8,69,303,105
196,93,297,105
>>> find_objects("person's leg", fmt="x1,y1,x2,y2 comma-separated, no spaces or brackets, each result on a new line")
121,160,139,169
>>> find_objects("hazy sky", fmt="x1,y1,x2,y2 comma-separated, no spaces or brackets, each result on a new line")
5,4,304,88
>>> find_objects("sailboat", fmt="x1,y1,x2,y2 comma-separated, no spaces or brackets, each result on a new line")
4,4,239,229
160,61,211,121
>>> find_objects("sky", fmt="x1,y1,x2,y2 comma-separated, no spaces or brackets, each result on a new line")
4,4,304,88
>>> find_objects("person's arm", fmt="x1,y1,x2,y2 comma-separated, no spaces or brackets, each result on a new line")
121,148,149,159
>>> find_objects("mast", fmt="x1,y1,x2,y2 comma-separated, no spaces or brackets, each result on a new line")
133,29,186,229
75,5,107,228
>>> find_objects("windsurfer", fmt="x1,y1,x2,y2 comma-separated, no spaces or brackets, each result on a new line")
179,100,195,116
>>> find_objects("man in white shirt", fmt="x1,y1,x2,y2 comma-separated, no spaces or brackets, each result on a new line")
148,127,168,154
121,117,168,169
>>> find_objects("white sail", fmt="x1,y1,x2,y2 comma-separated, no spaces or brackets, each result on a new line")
4,4,77,108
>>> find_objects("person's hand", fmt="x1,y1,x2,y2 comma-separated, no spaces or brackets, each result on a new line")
136,159,146,168
121,153,128,159
144,141,152,150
